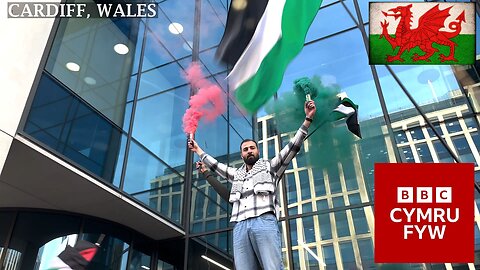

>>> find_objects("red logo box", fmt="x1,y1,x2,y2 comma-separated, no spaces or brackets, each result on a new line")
375,163,474,263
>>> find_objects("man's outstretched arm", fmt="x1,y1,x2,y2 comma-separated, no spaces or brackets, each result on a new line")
196,161,230,203
271,100,317,177
188,139,236,181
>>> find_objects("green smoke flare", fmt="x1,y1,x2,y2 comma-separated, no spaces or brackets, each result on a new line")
265,76,356,169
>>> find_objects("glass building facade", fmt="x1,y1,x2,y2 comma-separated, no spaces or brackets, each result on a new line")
0,0,479,269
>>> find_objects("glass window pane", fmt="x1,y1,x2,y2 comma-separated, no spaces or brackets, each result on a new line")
0,212,15,265
152,0,195,59
464,117,478,130
328,167,341,194
6,212,81,270
394,129,408,144
399,146,415,163
409,127,425,141
352,208,370,234
123,140,183,225
137,63,188,99
307,3,356,42
287,173,297,204
445,119,462,133
200,0,227,51
416,143,433,163
299,170,311,201
348,193,361,205
343,159,358,191
142,29,175,71
333,196,345,208
316,199,328,211
132,86,190,168
302,216,316,243
471,132,480,153
195,115,229,159
452,136,476,164
322,244,337,270
378,65,465,118
46,17,143,127
24,74,123,183
199,47,228,75
319,213,332,240
426,118,443,138
339,241,356,269
358,238,374,269
335,211,350,237
128,248,151,270
313,168,326,197
433,141,455,163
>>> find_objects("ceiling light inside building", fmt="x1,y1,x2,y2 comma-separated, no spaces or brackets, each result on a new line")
84,77,97,85
168,22,183,34
232,0,247,10
114,43,129,55
201,255,230,270
66,62,80,72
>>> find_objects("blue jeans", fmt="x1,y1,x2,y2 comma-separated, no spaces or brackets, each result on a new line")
233,212,283,270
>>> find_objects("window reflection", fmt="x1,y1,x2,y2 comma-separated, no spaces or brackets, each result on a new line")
339,241,356,269
307,3,356,42
322,244,336,270
46,16,143,127
25,74,123,183
123,140,183,224
200,0,227,51
378,65,464,117
452,136,477,165
133,86,190,168
137,63,188,99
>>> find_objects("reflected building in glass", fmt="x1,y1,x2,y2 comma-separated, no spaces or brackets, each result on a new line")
0,0,479,269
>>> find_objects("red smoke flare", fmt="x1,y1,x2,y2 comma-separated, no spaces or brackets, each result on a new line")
182,62,226,135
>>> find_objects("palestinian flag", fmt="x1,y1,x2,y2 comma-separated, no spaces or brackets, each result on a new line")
369,2,475,65
216,0,269,67
222,0,323,113
47,240,98,270
331,94,361,138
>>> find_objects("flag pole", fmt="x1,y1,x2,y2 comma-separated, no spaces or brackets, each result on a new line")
385,65,480,194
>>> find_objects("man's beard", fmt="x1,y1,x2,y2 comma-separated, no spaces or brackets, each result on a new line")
243,154,259,166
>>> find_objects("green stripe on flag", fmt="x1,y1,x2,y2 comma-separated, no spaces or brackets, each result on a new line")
369,34,475,65
234,0,323,113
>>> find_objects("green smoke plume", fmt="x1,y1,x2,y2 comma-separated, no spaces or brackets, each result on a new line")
265,76,357,169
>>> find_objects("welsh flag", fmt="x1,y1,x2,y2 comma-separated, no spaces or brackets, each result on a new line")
47,240,98,270
218,0,323,113
369,2,475,65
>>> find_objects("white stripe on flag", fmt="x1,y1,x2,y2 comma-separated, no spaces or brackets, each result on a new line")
333,104,355,116
227,0,286,90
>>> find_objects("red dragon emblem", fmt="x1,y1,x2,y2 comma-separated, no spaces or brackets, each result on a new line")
380,4,466,62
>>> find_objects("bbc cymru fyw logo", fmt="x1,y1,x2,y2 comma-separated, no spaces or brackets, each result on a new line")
375,163,474,263
369,2,475,65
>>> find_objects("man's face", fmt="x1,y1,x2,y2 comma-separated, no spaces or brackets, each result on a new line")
240,141,259,166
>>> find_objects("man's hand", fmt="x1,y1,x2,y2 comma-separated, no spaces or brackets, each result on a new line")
196,161,208,173
188,138,204,156
305,100,316,118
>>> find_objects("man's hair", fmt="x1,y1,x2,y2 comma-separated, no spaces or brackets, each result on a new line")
239,139,258,151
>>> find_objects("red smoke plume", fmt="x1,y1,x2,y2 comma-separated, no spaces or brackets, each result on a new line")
182,62,226,135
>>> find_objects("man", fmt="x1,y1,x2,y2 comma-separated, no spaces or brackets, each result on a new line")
188,100,316,270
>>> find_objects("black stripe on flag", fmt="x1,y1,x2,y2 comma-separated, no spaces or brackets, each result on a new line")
57,240,98,270
215,0,269,67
